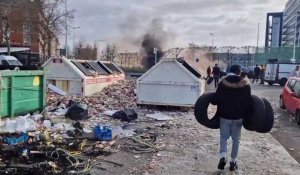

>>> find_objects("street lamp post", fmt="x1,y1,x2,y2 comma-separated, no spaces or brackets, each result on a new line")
210,32,214,62
153,47,158,64
96,40,105,60
72,26,80,57
65,0,68,58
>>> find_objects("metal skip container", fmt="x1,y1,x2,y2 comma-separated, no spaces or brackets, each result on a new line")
0,71,46,118
136,59,205,107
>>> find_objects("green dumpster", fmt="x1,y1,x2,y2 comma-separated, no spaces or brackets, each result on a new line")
0,71,46,118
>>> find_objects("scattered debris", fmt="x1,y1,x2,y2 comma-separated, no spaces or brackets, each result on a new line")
48,83,67,96
94,125,112,141
65,101,89,120
123,133,164,154
103,110,118,116
111,109,138,122
1,80,296,174
47,80,137,115
146,113,173,121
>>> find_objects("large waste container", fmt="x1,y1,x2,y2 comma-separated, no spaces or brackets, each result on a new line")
137,59,205,107
0,71,46,118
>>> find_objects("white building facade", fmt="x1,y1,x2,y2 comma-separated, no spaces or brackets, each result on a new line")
282,0,300,46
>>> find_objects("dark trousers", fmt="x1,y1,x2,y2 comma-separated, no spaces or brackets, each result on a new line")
214,76,219,88
207,73,211,79
252,75,259,83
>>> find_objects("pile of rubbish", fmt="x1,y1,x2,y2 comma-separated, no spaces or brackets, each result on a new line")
0,80,168,174
47,80,137,115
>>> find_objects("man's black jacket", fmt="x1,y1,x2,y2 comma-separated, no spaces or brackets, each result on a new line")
211,74,253,120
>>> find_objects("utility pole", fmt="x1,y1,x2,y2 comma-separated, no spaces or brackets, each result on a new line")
293,13,299,60
210,32,214,63
153,47,158,65
255,23,260,65
72,26,80,57
96,40,105,60
65,0,68,58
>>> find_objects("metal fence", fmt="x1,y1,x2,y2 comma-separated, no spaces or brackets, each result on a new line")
255,47,300,64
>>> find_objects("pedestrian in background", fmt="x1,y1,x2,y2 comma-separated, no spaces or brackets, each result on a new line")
259,65,265,84
211,65,252,171
290,65,300,77
207,66,212,79
252,64,261,83
212,64,221,88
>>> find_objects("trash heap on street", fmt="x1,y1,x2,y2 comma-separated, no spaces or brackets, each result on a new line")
0,80,169,174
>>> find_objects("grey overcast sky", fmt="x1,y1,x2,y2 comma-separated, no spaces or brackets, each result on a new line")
65,0,286,51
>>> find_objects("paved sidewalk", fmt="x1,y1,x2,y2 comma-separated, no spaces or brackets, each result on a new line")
149,113,300,175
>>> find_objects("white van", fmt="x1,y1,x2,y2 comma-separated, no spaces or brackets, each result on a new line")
265,63,300,86
0,55,23,66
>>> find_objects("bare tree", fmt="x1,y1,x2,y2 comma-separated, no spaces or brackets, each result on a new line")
38,0,75,62
1,4,11,55
0,0,18,55
74,40,97,60
240,46,256,66
184,43,216,61
0,0,74,61
165,47,184,58
102,44,118,62
219,46,236,65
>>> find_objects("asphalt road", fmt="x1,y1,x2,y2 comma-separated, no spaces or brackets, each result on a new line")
247,82,300,163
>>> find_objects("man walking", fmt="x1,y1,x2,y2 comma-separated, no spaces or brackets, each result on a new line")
252,65,261,83
211,65,252,171
207,66,212,79
212,64,221,88
290,65,300,77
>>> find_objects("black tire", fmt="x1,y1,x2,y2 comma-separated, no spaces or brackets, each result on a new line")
256,98,274,133
268,82,274,86
243,95,266,131
279,96,286,109
194,93,220,129
279,78,288,87
296,111,300,125
14,67,20,71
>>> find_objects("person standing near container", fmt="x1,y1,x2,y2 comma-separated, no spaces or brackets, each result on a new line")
252,65,261,83
211,65,252,171
212,64,221,88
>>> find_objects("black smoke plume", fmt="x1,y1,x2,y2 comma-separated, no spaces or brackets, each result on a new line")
140,19,173,69
141,34,164,69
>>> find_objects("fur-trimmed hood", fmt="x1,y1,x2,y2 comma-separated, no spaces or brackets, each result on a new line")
220,75,250,88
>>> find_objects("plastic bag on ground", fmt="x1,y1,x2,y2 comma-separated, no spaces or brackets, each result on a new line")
146,113,173,121
111,109,138,122
65,100,89,121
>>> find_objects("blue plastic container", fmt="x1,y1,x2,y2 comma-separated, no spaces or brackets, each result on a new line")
94,125,112,141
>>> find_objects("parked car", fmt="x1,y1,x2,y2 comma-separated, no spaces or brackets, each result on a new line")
280,77,300,125
247,66,256,78
265,63,300,86
240,66,255,79
0,55,38,70
0,55,23,66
